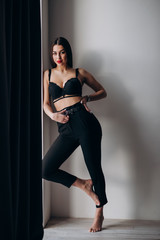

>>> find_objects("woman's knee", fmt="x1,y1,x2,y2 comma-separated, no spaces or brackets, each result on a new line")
42,162,48,179
42,160,52,179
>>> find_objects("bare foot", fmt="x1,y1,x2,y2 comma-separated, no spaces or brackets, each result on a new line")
72,178,100,206
89,208,104,232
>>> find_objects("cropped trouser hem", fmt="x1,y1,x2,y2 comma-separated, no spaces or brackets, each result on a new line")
43,173,77,188
96,200,108,208
67,176,77,188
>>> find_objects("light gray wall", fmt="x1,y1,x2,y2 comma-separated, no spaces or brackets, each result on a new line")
46,0,160,220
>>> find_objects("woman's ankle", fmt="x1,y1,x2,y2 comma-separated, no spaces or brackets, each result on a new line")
95,207,103,217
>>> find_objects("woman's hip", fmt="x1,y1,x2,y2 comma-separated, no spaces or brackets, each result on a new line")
57,102,102,138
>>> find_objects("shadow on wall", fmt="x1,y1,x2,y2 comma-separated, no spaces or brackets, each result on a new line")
48,0,75,218
80,51,160,220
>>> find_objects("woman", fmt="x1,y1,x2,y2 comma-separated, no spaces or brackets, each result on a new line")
42,37,108,232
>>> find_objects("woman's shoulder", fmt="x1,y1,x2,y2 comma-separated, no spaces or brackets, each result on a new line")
44,68,53,74
43,68,53,83
77,68,91,78
43,69,49,81
44,68,55,78
77,67,88,76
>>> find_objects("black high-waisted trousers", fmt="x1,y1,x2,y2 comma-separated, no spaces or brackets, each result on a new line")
42,102,108,208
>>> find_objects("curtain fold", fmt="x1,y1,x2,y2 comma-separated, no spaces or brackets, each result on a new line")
0,0,43,239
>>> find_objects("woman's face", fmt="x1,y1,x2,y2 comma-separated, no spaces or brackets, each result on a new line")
52,44,67,66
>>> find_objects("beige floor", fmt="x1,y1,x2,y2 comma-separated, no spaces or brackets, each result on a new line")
43,218,160,240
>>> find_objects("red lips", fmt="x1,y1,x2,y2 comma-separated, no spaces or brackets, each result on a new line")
57,60,62,64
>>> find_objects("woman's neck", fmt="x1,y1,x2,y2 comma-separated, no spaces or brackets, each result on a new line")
56,65,71,73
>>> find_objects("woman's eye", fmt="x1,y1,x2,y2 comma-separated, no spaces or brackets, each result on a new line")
53,52,56,55
61,51,65,54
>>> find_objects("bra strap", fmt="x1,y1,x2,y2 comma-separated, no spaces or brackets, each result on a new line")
48,69,51,82
76,68,79,77
53,94,80,104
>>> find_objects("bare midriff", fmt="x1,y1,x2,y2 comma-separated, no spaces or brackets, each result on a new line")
54,95,82,111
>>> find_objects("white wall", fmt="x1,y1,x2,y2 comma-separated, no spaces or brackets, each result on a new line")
46,0,160,220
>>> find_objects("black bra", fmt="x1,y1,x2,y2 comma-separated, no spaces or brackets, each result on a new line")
48,68,82,103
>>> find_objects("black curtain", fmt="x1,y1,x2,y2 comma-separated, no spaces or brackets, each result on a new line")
0,0,43,239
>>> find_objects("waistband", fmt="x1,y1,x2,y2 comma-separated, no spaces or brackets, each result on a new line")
57,102,84,115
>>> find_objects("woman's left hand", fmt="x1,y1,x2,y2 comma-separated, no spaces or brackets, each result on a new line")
80,96,91,112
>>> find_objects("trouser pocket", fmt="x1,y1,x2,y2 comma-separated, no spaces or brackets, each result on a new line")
57,122,73,135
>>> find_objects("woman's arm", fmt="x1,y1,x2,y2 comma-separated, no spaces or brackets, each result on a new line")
43,70,55,119
79,68,107,105
43,70,69,123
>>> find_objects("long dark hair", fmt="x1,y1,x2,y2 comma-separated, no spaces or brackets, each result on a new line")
50,37,73,68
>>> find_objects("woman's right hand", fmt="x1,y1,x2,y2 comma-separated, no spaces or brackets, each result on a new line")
51,109,69,124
